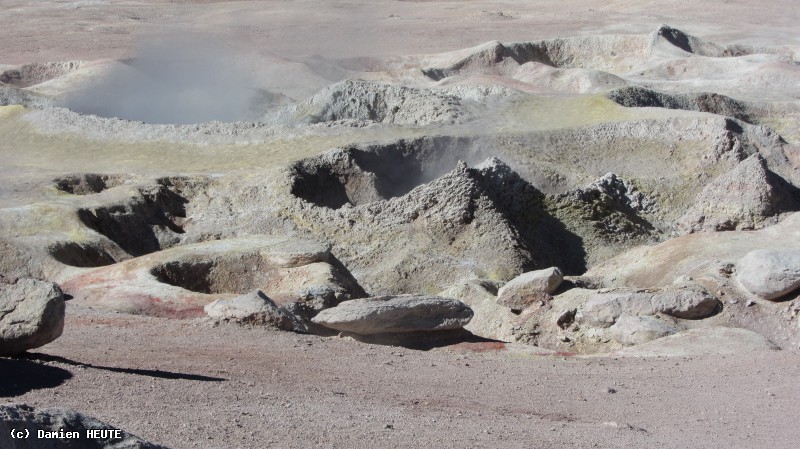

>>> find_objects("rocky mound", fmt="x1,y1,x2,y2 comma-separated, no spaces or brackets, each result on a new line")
269,79,466,126
0,403,167,449
551,173,657,243
282,147,592,293
607,86,755,123
440,270,726,354
678,154,800,233
0,61,86,88
0,84,52,108
420,25,748,82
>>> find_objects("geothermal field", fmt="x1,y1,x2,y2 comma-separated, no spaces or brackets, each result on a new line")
2,1,800,448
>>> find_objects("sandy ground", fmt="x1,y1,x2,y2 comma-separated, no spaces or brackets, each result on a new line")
3,304,800,449
1,0,799,64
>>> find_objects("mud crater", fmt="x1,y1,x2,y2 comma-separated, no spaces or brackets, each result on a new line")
54,174,136,195
289,136,488,209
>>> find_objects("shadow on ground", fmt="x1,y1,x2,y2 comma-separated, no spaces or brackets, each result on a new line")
19,353,226,382
0,358,73,397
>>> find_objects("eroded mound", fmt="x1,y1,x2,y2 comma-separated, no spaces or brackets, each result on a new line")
607,86,755,123
273,79,466,126
421,25,738,81
0,61,86,87
0,84,52,108
283,149,590,293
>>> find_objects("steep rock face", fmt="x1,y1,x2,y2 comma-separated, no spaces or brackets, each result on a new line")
0,278,65,356
678,154,799,233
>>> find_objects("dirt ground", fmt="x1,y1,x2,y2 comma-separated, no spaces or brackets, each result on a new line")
3,1,800,448
3,304,800,449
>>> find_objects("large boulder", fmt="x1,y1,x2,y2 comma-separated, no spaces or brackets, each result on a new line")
439,279,516,341
736,249,800,300
0,403,167,449
1,278,65,356
578,284,720,327
496,267,563,311
311,295,473,335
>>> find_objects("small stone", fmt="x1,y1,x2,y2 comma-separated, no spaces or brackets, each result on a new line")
607,388,617,394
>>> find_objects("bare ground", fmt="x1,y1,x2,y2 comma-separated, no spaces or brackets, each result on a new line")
3,303,799,449
3,2,800,448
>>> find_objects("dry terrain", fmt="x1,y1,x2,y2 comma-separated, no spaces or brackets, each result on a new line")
2,1,800,448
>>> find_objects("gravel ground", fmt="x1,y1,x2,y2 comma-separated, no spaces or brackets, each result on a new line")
3,303,799,449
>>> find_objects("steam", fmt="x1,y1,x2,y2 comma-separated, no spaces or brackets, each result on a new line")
61,33,258,125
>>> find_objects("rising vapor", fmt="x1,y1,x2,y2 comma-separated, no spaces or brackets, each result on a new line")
61,33,258,125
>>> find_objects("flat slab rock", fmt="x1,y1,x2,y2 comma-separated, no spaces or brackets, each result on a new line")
0,403,167,449
737,249,800,300
613,327,779,357
0,278,65,356
578,284,721,328
311,295,473,334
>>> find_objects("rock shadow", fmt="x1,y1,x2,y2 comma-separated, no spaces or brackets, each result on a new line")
21,353,225,382
0,358,72,397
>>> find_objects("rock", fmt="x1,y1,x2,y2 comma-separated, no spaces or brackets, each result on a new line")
737,249,800,300
204,290,296,330
678,154,797,233
0,403,167,449
608,314,683,346
60,235,366,319
439,279,515,341
0,278,65,356
579,284,720,327
614,327,779,357
311,295,473,334
496,267,563,311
